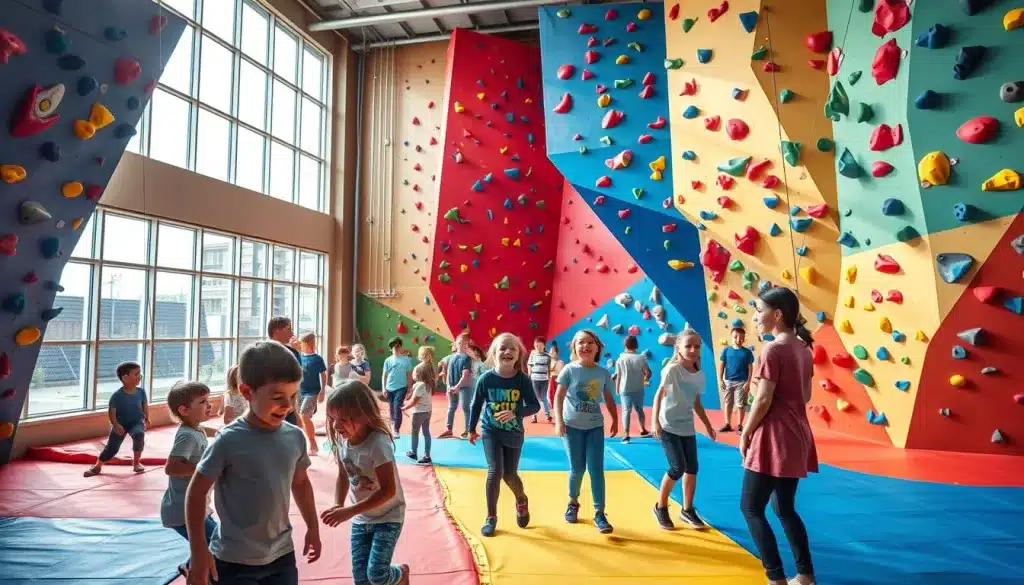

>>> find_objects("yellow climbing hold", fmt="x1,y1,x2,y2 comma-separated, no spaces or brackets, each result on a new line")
839,319,853,334
981,169,1021,192
615,55,630,65
453,101,465,113
844,296,855,308
0,422,13,440
15,327,41,345
845,265,857,283
476,92,486,100
637,7,652,20
474,293,481,303
668,259,694,270
915,330,928,342
949,374,966,387
62,181,84,198
799,266,817,285
499,146,508,155
460,264,468,273
879,316,892,333
512,238,521,247
781,269,792,280
71,217,84,230
863,302,875,312
1,164,26,184
917,151,951,186
1016,106,1024,128
597,94,612,107
73,103,115,140
836,398,852,412
649,156,666,181
1004,7,1024,30
524,97,533,104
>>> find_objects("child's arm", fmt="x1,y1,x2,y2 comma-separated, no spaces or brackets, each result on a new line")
553,383,568,434
693,395,716,440
185,473,217,583
651,383,666,437
333,460,350,506
142,391,150,427
455,363,471,389
165,456,197,477
401,394,420,411
291,464,321,562
107,404,123,435
201,425,217,437
319,369,329,401
222,402,237,424
717,358,728,389
467,377,486,439
405,366,413,390
381,367,390,393
603,387,619,437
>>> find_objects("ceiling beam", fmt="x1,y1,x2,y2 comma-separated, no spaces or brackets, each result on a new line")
310,0,568,32
353,21,539,50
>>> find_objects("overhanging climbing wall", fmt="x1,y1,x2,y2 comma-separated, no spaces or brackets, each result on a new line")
0,0,184,463
430,29,565,345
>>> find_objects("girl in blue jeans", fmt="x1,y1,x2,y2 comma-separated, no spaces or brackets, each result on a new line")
554,329,619,534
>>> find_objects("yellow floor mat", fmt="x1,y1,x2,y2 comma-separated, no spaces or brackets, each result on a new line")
434,467,766,585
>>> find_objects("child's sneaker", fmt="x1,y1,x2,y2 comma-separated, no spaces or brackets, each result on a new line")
531,415,538,423
718,423,733,433
83,465,101,478
418,456,432,464
679,507,708,530
594,511,614,534
405,450,417,460
622,435,631,444
564,501,580,523
546,414,553,422
438,430,454,438
737,424,744,432
481,516,497,537
516,497,530,528
653,505,674,529
132,462,145,473
639,429,651,438
460,431,469,439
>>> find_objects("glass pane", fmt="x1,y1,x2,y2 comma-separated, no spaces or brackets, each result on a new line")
238,280,267,337
298,154,320,211
200,277,233,337
30,343,89,416
240,240,268,278
297,286,318,335
272,284,293,324
155,271,194,338
235,127,265,193
202,232,234,274
149,89,190,169
238,338,260,360
269,142,294,202
302,47,324,100
273,25,298,83
198,339,231,391
72,216,94,259
99,267,148,340
299,251,319,284
152,342,194,403
157,224,196,270
163,0,195,19
199,35,233,114
300,97,321,156
240,1,269,64
161,24,194,95
238,60,267,129
96,343,146,408
272,246,295,280
102,214,149,265
46,262,92,342
196,109,231,182
202,0,235,42
271,80,295,143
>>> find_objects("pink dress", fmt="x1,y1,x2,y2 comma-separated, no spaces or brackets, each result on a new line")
743,336,819,478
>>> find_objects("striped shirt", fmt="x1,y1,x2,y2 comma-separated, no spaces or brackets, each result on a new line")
527,351,551,382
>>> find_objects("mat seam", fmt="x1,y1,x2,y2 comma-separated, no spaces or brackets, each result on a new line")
432,467,493,585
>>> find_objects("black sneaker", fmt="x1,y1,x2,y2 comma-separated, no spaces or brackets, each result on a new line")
718,423,733,433
405,450,417,460
516,497,530,528
679,507,708,530
622,435,631,444
653,505,674,529
418,456,432,464
594,511,613,534
639,430,651,438
564,501,580,523
460,431,469,439
737,424,744,432
481,516,497,537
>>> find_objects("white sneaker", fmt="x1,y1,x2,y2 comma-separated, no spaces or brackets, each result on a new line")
788,578,816,585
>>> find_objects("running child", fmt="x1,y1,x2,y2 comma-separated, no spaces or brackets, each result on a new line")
402,362,434,464
718,327,755,432
84,361,150,477
298,333,328,455
651,329,717,530
554,330,618,534
350,344,371,385
381,337,414,435
321,380,410,585
526,336,553,423
468,333,541,537
185,341,321,585
222,365,247,425
614,335,652,443
438,333,473,439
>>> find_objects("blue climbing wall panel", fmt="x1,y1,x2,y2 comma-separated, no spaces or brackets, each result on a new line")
0,0,185,463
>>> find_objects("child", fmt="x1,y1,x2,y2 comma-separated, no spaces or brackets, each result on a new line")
350,344,371,385
321,380,410,585
222,365,247,425
546,343,564,408
526,336,553,423
719,327,756,432
468,333,541,537
554,330,618,534
298,333,328,455
332,345,356,388
161,381,217,577
614,335,652,443
381,337,414,435
402,362,434,464
651,330,717,530
467,344,488,387
185,341,320,585
84,361,149,477
268,316,302,427
438,333,473,439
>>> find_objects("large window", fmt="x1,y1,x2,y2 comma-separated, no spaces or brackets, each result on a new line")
128,0,331,212
23,209,327,420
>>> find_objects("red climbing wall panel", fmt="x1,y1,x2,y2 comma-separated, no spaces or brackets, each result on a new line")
547,182,642,339
429,29,566,345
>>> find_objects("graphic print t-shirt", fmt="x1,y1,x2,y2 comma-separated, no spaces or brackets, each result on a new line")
470,370,538,434
557,363,613,430
338,431,405,524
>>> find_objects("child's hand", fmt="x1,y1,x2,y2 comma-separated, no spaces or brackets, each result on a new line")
652,422,662,440
320,505,357,527
705,422,717,442
144,418,151,430
186,549,217,585
303,530,322,563
493,409,515,424
739,430,750,458
468,431,479,445
113,423,126,436
608,418,619,438
554,420,566,437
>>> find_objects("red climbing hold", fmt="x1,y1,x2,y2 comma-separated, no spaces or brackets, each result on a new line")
707,1,729,22
411,224,419,232
763,61,780,72
627,263,639,273
819,378,839,393
812,344,827,365
872,0,911,37
871,161,894,177
596,176,612,188
626,22,637,32
617,208,631,219
552,93,573,114
809,59,825,70
727,290,741,301
805,31,832,54
669,4,680,20
827,47,842,75
746,159,771,180
871,289,884,303
578,23,597,34
716,176,735,190
602,109,625,129
726,119,750,140
704,115,721,131
807,203,829,218
594,196,607,205
23,271,38,283
691,180,703,189
429,137,438,145
557,64,575,80
638,134,653,144
11,86,62,137
605,8,617,20
762,175,780,189
596,84,608,94
734,226,760,255
662,223,677,233
412,117,421,125
885,290,904,304
0,29,26,64
972,285,1002,304
869,123,903,151
587,36,599,48
114,57,141,86
428,101,435,109
642,72,655,86
680,79,697,96
596,263,610,273
638,85,654,99
585,50,600,64
831,352,855,369
85,185,103,200
871,38,901,85
956,116,999,144
414,201,423,210
648,116,666,129
700,240,731,282
717,195,734,207
396,321,408,334
874,253,901,274
413,163,422,171
581,68,595,80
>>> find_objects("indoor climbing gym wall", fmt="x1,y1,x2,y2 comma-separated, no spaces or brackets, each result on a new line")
0,0,184,463
429,28,566,345
356,295,452,388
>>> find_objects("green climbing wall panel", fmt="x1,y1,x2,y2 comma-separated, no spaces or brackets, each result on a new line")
355,294,453,388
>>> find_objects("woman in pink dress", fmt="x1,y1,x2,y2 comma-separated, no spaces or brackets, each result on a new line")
741,286,818,585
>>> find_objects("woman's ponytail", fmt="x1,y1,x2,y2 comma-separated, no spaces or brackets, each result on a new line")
794,318,815,349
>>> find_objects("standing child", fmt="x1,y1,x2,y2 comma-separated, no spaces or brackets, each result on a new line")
467,344,488,389
332,346,355,388
161,381,217,577
438,333,473,439
298,333,328,455
84,361,149,477
350,344,372,385
546,343,565,408
651,330,717,530
381,337,414,435
321,380,410,585
526,337,553,423
554,330,619,534
402,362,434,464
222,365,247,425
718,327,755,432
185,341,321,585
468,333,541,537
614,335,652,443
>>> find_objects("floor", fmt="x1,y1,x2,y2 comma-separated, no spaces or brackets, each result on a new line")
1,394,1022,585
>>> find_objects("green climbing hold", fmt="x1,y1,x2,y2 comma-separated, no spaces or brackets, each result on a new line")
858,0,873,13
734,305,747,314
742,281,755,291
743,270,759,283
728,259,745,271
896,225,920,243
528,280,537,289
624,226,632,234
751,46,767,60
632,188,645,199
439,260,451,269
900,356,910,365
444,207,467,223
496,275,510,289
816,138,834,152
853,368,876,387
469,310,478,320
707,291,717,301
664,58,684,69
556,8,570,18
599,136,612,145
682,18,696,32
517,194,528,205
824,81,849,120
837,148,863,178
781,141,802,167
848,70,862,85
780,89,795,104
717,156,752,177
853,345,869,360
614,78,634,89
663,240,671,250
854,102,874,123
627,42,643,52
472,244,483,253
438,273,451,283
579,146,588,154
536,200,546,210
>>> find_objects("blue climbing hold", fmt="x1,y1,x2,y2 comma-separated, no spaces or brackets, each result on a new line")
44,280,64,292
763,195,780,208
104,27,127,42
516,77,524,89
472,180,484,192
45,29,70,54
837,148,863,178
915,24,950,49
953,46,986,80
504,167,521,180
731,88,744,99
1004,296,1023,315
789,206,802,216
683,105,700,119
876,346,890,360
697,49,713,64
796,246,808,256
915,90,940,109
41,0,63,14
717,311,728,319
881,198,904,216
39,141,61,162
41,307,64,321
935,252,974,283
682,150,696,160
816,311,825,323
472,259,481,268
40,237,61,259
738,11,759,33
892,330,906,342
77,76,98,96
486,209,493,220
503,198,513,210
952,345,968,359
953,202,974,222
867,410,887,425
837,232,859,248
894,380,910,391
527,133,534,144
505,112,514,123
521,116,529,123
127,96,141,110
699,210,718,221
483,173,493,183
2,294,26,315
57,54,86,70
769,223,782,236
790,217,813,233
731,318,744,328
959,0,994,16
114,123,137,139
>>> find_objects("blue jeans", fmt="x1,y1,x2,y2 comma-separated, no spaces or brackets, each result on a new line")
386,387,407,432
562,426,606,511
620,392,646,434
171,514,218,542
98,421,145,461
531,380,551,417
351,522,404,585
445,387,473,431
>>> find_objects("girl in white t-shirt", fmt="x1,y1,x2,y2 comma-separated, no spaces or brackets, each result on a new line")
402,362,434,464
221,365,247,424
651,329,716,531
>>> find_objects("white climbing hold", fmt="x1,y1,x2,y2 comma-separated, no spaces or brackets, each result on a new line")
650,286,661,304
597,314,610,328
614,293,633,308
658,332,677,346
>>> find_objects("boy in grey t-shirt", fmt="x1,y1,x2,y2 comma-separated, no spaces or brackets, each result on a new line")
614,335,652,443
186,341,321,585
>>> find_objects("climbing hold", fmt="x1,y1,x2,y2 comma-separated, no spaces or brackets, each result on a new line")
605,150,632,170
953,46,986,80
827,47,842,75
837,149,863,179
596,176,612,188
871,161,894,178
682,18,696,33
957,327,987,347
853,369,876,387
552,93,572,113
707,1,729,22
40,236,60,259
881,198,904,216
837,232,859,248
1001,82,1023,103
982,169,1021,191
585,50,600,65
918,151,951,186
601,109,625,129
768,223,782,237
763,61,780,72
1004,296,1024,315
704,115,721,131
578,23,598,34
780,89,795,104
695,48,713,64
1005,7,1024,29
872,0,911,36
57,54,85,70
717,156,751,177
950,374,967,388
799,266,817,285
648,115,667,129
114,57,141,85
935,253,974,283
19,201,51,225
73,103,115,140
953,202,976,222
915,89,940,109
15,327,41,345
45,27,71,54
874,254,900,274
805,31,832,53
816,138,833,152
871,38,901,85
781,141,801,166
854,102,873,123
664,58,684,70
734,226,760,255
556,8,570,18
1013,234,1024,254
738,11,758,32
61,181,84,198
853,345,869,360
956,116,999,144
916,24,951,49
0,29,26,64
615,54,630,65
0,164,26,184
668,259,694,270
763,195,780,208
824,81,849,120
556,64,575,80
11,84,65,137
991,429,1006,444
746,159,771,181
952,345,968,359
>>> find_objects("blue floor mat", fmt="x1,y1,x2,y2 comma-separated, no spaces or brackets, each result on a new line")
0,517,185,585
393,434,632,471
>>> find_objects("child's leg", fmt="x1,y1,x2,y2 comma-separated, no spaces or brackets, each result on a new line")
389,388,407,432
680,435,699,510
299,396,318,453
547,379,557,411
531,380,550,417
736,382,750,427
366,522,406,585
721,382,736,428
481,435,505,517
562,427,587,503
458,387,473,433
585,427,606,512
634,394,648,432
443,391,459,434
620,394,632,436
657,431,684,508
421,415,432,457
408,416,420,457
126,422,146,470
500,444,526,499
86,427,127,476
351,523,375,585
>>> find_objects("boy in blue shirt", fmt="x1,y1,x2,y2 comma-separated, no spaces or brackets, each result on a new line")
381,337,414,435
83,361,149,477
297,332,328,456
717,327,755,432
